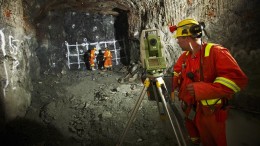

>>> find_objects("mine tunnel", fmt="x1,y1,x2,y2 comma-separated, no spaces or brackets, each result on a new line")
0,0,260,146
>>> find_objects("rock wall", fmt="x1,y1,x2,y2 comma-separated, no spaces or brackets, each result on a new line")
127,0,260,69
0,0,39,121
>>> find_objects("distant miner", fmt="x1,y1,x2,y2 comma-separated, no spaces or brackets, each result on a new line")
104,47,113,71
89,47,97,70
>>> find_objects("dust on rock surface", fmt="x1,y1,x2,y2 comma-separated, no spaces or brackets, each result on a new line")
22,68,177,146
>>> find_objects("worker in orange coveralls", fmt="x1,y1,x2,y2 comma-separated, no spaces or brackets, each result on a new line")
89,47,97,70
169,18,248,146
104,47,113,71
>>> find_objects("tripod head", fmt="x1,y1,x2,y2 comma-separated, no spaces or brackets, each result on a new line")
140,29,167,78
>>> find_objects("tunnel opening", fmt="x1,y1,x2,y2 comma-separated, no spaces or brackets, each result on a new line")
35,8,130,73
113,8,130,65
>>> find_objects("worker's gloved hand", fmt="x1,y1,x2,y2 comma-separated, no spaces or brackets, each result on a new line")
171,91,175,102
186,83,195,96
186,83,196,103
171,75,180,103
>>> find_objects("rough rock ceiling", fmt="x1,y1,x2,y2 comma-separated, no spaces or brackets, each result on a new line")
33,0,131,22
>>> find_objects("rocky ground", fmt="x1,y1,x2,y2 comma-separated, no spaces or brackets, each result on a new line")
1,64,260,146
1,65,181,146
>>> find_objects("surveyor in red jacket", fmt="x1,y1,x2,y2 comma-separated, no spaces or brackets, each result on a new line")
170,18,248,146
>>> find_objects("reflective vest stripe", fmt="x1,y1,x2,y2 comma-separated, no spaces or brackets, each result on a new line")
214,77,240,92
201,98,221,106
204,43,214,57
191,137,200,143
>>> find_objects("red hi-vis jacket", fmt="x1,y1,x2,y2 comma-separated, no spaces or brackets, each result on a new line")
173,43,248,105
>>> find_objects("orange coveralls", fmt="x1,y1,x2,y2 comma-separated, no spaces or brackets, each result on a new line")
104,49,112,68
89,49,96,67
172,43,248,146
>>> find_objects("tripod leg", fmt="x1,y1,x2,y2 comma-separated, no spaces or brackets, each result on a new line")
155,77,182,146
116,78,150,146
151,81,165,116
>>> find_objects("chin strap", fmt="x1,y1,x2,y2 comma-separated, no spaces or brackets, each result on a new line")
188,40,204,82
199,39,204,81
